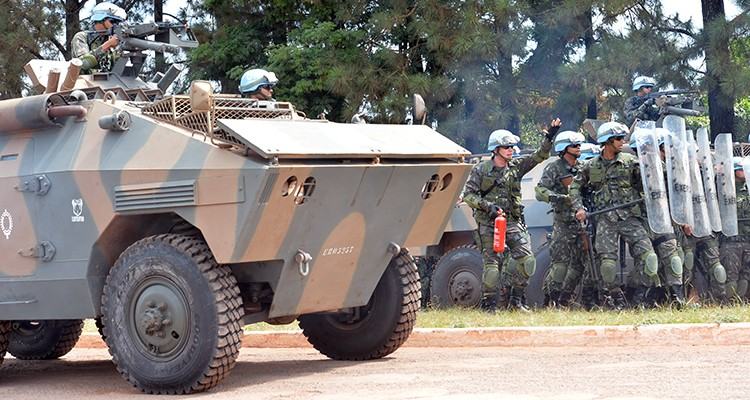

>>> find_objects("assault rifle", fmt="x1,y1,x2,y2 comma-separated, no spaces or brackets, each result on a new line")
646,89,702,118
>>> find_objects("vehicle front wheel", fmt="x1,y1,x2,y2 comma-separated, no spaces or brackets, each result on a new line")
429,245,483,308
101,234,244,394
298,250,421,360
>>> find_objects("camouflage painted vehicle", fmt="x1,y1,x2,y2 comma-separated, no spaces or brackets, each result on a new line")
0,39,471,392
416,155,554,308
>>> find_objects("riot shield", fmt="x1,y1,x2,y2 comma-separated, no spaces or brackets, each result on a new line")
686,130,711,237
634,121,672,234
715,133,738,236
697,128,722,232
662,116,694,227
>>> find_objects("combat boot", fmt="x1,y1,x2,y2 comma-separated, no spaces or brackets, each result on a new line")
548,289,561,308
605,289,627,311
508,287,530,313
479,294,498,313
669,284,685,309
580,286,598,310
497,286,510,310
557,290,574,307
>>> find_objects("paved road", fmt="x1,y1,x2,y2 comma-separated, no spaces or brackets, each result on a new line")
1,346,749,399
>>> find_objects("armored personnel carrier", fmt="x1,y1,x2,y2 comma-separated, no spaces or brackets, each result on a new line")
0,26,471,393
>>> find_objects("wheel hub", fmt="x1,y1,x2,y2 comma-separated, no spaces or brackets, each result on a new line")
130,277,189,359
449,269,481,306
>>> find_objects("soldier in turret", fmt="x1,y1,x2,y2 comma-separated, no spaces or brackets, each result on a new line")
624,76,665,126
719,157,750,300
571,122,659,310
535,130,587,306
463,119,559,312
71,2,127,73
239,69,278,100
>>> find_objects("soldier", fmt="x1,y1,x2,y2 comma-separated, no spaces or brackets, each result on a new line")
71,2,127,73
463,119,559,312
535,131,587,306
239,69,278,100
623,76,665,127
719,157,750,300
570,122,659,310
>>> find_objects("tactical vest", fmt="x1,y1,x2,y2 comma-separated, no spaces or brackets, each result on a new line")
586,153,641,220
475,159,524,222
546,158,578,224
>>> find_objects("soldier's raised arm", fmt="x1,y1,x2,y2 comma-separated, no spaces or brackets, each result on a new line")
517,118,559,177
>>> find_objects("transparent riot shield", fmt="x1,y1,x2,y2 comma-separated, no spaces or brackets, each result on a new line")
715,133,738,236
662,115,694,227
697,128,722,232
634,121,672,234
686,130,711,237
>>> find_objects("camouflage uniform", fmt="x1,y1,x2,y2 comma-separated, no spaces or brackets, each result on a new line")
71,31,115,73
623,95,660,127
463,139,552,306
535,157,590,304
720,181,750,299
570,151,657,304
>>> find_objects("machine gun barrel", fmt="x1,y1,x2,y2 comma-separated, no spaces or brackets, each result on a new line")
647,89,699,99
123,37,181,53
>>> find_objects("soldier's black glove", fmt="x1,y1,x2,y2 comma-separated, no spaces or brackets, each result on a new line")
488,204,501,219
644,97,655,106
545,124,560,141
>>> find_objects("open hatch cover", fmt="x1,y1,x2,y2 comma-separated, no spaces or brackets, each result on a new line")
216,119,470,160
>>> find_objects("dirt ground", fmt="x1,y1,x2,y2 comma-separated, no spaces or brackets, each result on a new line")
1,345,749,399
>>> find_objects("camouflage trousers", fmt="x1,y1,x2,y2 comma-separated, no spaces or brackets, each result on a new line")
652,232,683,287
719,237,750,299
548,221,593,294
684,234,727,301
594,216,655,292
475,220,535,297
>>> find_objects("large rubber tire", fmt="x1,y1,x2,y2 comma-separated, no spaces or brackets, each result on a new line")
298,250,420,360
101,234,244,394
429,245,483,308
0,321,10,368
8,320,84,360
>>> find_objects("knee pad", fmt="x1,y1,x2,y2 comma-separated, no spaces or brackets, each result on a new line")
515,255,536,278
642,252,658,277
711,263,727,284
669,255,683,277
551,262,567,283
600,258,618,284
482,265,500,290
683,250,694,272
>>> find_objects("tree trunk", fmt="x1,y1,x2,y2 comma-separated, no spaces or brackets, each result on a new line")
583,7,597,119
701,0,735,139
64,0,82,59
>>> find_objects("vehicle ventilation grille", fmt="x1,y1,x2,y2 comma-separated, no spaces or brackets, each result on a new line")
114,180,196,211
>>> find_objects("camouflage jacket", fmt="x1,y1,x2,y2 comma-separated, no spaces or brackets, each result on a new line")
71,31,115,73
623,95,660,126
535,157,579,225
463,138,552,225
570,152,644,222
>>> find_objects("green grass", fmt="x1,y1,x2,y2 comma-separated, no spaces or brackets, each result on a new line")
82,305,750,333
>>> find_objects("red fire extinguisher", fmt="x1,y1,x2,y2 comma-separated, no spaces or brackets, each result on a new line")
493,212,507,253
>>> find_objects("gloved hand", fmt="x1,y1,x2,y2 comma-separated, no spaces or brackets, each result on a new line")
544,118,562,141
488,204,502,219
644,97,655,107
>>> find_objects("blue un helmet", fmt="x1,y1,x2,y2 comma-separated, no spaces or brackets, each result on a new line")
90,2,127,23
553,130,586,152
239,69,278,94
487,129,520,151
632,76,657,92
595,121,628,144
579,142,600,161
